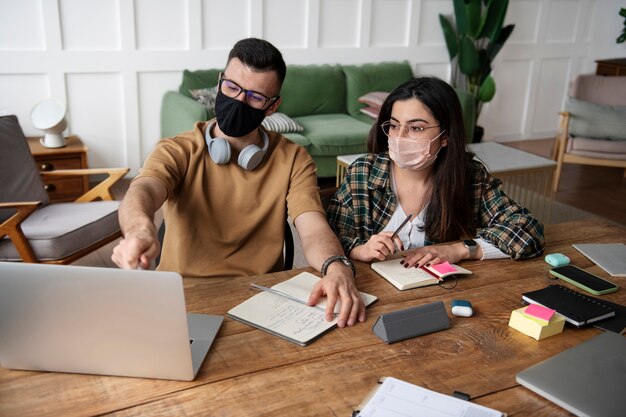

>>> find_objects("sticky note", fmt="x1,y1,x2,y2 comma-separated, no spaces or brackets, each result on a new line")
523,304,556,325
429,262,457,275
509,308,565,340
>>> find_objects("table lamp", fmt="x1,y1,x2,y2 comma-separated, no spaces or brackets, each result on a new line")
30,98,68,148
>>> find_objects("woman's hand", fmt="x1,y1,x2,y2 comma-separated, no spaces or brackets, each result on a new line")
349,232,404,262
401,242,472,268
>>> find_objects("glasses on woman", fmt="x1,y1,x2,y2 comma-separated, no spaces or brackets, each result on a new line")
380,120,441,140
218,73,280,110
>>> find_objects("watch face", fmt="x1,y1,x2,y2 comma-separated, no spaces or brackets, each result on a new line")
464,239,477,247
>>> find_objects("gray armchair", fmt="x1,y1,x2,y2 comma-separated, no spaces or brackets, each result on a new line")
0,115,129,263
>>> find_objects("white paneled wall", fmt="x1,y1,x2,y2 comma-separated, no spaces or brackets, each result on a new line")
1,0,624,174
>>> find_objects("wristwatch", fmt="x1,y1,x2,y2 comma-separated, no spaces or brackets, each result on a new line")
321,255,356,278
463,239,478,260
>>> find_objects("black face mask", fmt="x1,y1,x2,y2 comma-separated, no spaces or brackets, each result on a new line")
214,90,267,137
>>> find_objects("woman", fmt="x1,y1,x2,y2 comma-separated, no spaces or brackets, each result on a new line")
327,77,544,268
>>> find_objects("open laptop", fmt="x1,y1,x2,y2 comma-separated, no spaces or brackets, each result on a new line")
0,262,222,381
516,331,626,417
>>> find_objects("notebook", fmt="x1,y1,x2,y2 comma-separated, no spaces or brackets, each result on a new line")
521,284,615,327
227,272,377,346
0,262,222,381
516,331,626,417
573,243,626,277
371,259,472,290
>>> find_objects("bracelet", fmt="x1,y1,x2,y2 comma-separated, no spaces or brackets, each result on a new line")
321,255,356,278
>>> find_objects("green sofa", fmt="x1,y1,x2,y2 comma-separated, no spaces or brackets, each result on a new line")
160,61,475,177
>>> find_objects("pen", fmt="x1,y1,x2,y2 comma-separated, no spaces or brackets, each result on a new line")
391,214,412,250
250,283,334,316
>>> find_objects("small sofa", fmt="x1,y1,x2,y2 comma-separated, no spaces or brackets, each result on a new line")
161,61,474,177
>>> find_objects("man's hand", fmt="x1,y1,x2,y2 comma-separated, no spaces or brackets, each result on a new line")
349,232,403,262
111,228,160,270
307,263,366,327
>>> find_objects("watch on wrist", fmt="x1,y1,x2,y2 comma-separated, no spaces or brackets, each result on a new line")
463,239,478,260
321,255,356,278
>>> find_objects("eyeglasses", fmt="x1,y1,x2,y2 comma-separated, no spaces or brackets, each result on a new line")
380,120,441,140
218,73,279,110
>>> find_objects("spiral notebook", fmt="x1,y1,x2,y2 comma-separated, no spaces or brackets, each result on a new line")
521,284,615,327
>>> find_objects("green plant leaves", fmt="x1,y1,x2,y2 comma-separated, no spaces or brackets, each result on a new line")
479,0,509,43
459,37,480,76
477,75,496,102
439,14,459,59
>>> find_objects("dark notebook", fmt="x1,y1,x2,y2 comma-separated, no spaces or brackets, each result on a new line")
521,284,615,327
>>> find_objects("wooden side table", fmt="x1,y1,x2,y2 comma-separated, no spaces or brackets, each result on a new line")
595,58,626,76
27,135,89,202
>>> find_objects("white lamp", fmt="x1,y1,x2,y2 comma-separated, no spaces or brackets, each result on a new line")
30,98,68,148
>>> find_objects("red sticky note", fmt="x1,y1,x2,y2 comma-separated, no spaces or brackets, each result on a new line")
429,262,457,275
524,304,556,323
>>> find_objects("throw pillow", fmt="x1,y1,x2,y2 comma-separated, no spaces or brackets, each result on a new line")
358,91,389,108
189,86,218,109
360,106,380,119
566,97,626,141
262,112,304,133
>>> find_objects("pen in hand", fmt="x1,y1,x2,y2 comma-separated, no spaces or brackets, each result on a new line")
391,214,412,251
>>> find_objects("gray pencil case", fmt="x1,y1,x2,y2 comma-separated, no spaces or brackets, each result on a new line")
372,301,450,344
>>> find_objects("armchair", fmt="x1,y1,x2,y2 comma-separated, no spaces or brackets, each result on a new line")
0,115,129,263
552,74,626,192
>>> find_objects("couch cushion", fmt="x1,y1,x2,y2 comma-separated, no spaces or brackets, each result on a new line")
179,69,222,98
0,201,120,261
343,61,413,118
566,136,626,160
293,114,372,155
280,64,346,117
283,133,312,151
0,115,49,222
566,98,626,141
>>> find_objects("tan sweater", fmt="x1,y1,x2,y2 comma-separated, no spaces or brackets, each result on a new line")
137,121,323,278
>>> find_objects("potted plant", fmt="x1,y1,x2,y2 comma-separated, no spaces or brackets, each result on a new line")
618,7,626,43
439,0,515,142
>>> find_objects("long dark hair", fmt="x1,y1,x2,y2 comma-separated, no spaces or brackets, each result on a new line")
367,76,475,242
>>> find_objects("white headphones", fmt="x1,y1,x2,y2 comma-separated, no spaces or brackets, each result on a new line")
205,123,269,170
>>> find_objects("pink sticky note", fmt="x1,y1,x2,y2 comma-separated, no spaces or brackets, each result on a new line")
429,261,457,275
524,304,556,322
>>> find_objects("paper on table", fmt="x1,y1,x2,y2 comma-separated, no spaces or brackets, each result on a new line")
355,377,504,417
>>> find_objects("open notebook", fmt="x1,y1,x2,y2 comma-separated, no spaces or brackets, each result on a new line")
0,263,222,381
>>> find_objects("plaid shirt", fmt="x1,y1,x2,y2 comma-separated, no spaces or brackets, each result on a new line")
327,153,545,260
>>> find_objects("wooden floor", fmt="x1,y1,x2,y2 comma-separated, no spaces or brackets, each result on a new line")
504,138,626,226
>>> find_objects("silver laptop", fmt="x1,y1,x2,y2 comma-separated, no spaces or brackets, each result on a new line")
516,331,626,417
0,262,222,381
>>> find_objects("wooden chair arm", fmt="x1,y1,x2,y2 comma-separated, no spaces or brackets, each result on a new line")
41,167,129,202
0,201,42,263
551,112,571,160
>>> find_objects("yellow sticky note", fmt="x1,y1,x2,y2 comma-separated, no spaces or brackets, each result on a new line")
508,307,565,340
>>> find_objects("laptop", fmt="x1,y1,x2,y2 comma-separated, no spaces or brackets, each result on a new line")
573,243,626,277
516,331,626,417
0,262,222,381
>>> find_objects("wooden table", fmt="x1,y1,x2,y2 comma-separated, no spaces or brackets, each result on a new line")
595,58,626,76
1,219,624,416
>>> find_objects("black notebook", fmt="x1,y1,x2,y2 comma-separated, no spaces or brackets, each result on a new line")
521,284,615,327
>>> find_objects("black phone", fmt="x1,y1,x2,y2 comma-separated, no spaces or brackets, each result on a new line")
549,265,619,295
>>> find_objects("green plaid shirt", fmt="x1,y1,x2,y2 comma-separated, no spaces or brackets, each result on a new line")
327,153,545,260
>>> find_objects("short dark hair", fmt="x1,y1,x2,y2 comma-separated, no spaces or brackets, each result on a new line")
227,38,287,86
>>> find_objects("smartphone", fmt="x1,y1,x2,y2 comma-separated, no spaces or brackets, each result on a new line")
549,265,619,295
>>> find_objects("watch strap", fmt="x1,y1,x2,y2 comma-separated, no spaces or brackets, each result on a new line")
321,255,356,278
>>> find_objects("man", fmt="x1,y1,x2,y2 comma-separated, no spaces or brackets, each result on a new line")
112,38,365,327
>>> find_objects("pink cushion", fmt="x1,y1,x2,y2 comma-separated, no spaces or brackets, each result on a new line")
360,106,380,119
358,91,389,107
566,136,626,160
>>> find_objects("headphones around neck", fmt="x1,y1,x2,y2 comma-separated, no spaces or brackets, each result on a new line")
205,123,269,170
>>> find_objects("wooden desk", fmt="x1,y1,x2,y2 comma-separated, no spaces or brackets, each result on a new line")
27,135,89,202
1,219,624,416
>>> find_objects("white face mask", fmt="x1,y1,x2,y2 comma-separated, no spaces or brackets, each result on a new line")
388,130,446,170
